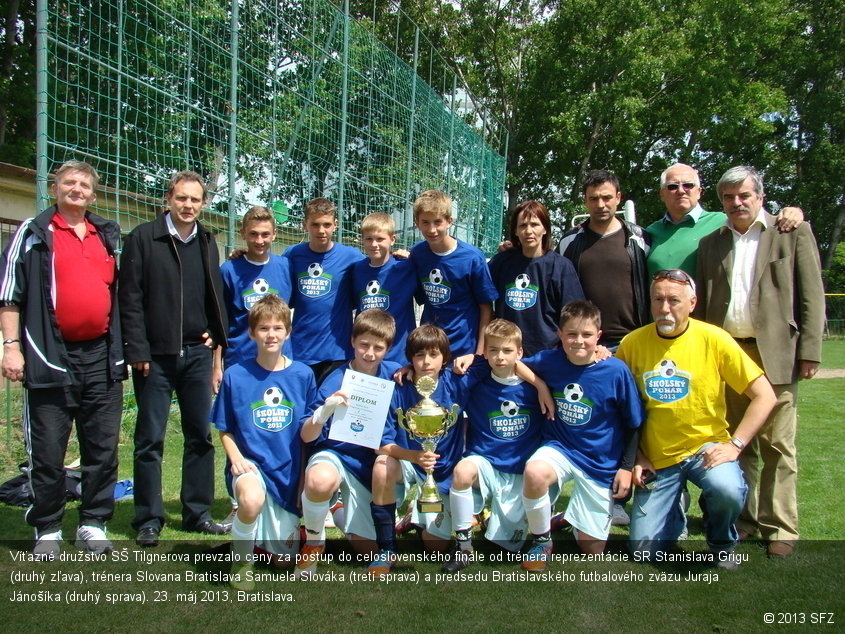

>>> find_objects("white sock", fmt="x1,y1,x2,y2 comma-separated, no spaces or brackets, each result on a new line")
231,515,257,561
300,493,328,544
523,492,551,536
449,487,475,536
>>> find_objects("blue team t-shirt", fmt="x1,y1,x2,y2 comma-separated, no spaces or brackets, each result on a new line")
351,256,417,365
410,239,498,356
524,350,645,488
311,360,401,486
286,242,365,364
463,372,544,474
220,254,292,366
211,359,317,514
487,249,584,356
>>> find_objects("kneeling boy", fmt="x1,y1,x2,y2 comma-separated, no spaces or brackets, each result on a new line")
521,300,645,570
297,309,400,578
212,295,318,591
444,319,545,572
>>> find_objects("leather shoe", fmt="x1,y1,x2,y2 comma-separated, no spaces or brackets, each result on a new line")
184,520,230,536
136,527,160,547
736,528,751,542
767,540,795,558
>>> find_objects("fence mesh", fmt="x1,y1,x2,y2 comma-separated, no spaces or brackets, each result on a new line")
38,0,506,253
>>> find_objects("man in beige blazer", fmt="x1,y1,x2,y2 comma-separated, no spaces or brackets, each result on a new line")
695,166,825,558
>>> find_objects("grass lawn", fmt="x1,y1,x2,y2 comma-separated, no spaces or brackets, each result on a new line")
1,341,843,631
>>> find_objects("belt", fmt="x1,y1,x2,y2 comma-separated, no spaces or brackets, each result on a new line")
733,337,757,344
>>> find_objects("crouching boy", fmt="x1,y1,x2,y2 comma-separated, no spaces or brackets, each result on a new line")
520,300,645,571
297,309,401,578
212,295,317,591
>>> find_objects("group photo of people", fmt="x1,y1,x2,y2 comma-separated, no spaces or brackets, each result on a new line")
0,159,825,593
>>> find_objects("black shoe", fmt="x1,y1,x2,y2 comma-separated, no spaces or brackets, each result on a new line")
136,527,160,547
184,520,230,535
441,544,472,573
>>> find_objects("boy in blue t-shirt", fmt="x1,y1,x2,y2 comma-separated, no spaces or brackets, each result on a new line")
216,205,292,381
285,197,364,383
521,300,645,571
442,319,545,572
410,190,498,370
351,212,417,365
296,309,401,578
212,295,317,591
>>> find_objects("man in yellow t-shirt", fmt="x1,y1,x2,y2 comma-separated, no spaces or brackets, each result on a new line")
616,269,775,568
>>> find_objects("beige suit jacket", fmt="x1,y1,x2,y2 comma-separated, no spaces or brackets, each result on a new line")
695,214,825,385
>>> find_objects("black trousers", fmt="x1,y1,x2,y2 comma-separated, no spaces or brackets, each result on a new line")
25,337,122,536
132,345,215,531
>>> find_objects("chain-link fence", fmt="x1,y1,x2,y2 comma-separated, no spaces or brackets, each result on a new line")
36,0,506,253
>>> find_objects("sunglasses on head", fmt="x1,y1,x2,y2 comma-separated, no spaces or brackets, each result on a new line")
652,269,694,287
664,182,697,192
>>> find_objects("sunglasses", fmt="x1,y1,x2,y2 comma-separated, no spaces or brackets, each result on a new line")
664,182,697,192
653,269,694,287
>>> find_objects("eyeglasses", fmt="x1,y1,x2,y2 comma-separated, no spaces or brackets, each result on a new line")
664,182,697,192
653,269,694,287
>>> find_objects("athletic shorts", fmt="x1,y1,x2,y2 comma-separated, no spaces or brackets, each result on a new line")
307,450,375,540
232,467,300,558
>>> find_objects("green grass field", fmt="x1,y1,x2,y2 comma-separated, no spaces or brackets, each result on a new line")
1,342,844,632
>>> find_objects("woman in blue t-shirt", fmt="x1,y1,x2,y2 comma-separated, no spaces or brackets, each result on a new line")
488,201,584,356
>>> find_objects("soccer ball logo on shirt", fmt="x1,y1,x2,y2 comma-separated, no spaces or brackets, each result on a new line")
422,267,451,304
553,382,593,426
298,261,332,297
360,278,390,311
488,399,529,439
644,358,690,403
243,277,277,309
504,272,538,311
251,386,294,431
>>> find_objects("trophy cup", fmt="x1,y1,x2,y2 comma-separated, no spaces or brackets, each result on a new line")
396,375,460,513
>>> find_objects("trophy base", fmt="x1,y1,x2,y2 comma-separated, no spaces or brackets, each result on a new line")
417,500,444,514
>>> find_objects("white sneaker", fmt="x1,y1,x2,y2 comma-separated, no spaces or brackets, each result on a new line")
611,504,630,526
75,525,113,554
33,530,63,560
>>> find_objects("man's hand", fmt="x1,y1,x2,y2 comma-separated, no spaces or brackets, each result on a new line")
700,442,741,470
229,248,247,260
312,392,348,425
799,360,819,380
775,206,804,233
595,345,612,361
211,366,223,394
392,248,410,259
612,468,632,499
132,361,151,377
498,240,514,252
632,453,656,488
393,364,413,386
201,331,216,349
1,347,24,382
535,381,556,420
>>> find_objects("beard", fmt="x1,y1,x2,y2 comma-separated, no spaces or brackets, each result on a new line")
656,315,677,335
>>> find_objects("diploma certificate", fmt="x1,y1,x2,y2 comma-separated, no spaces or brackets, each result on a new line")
328,369,395,449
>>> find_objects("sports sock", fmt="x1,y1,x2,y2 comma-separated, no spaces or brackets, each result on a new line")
300,493,328,545
231,515,257,561
523,492,551,536
371,502,397,552
449,487,475,534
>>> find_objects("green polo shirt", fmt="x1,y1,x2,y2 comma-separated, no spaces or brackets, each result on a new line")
645,206,725,277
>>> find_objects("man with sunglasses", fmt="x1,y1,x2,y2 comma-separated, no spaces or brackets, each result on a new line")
646,163,803,277
694,166,824,559
617,269,776,567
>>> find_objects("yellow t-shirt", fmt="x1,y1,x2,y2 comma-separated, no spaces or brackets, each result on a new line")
616,319,763,469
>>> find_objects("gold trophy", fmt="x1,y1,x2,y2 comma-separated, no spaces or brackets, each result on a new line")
396,375,460,513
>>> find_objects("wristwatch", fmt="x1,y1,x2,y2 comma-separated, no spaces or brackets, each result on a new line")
729,437,746,450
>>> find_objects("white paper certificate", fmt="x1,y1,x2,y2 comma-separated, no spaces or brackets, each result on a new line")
328,369,395,449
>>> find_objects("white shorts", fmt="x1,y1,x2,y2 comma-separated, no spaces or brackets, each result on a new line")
461,455,528,551
232,469,300,558
307,450,375,540
527,445,612,540
396,460,452,541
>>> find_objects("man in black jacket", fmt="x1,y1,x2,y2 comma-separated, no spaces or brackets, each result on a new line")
119,170,228,546
556,170,650,350
0,161,126,558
